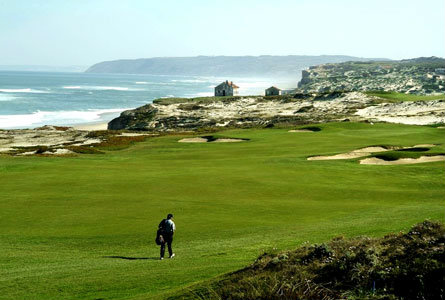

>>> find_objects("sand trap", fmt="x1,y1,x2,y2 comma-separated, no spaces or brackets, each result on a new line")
437,127,445,129
308,146,389,160
178,137,209,143
119,133,155,137
212,138,244,143
289,129,314,133
178,137,246,143
360,156,445,165
412,144,436,148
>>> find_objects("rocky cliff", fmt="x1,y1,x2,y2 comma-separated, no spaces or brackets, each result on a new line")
107,93,445,131
297,57,445,94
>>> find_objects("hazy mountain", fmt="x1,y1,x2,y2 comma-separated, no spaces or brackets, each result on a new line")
85,55,389,77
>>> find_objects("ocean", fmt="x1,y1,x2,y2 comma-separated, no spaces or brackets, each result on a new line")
0,71,298,129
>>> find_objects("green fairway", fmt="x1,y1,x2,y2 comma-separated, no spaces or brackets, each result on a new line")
0,123,444,300
365,91,445,103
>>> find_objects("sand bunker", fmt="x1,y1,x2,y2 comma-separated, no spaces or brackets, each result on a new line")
178,137,209,143
360,156,445,165
212,138,244,143
178,137,246,143
412,144,436,148
118,133,156,137
308,146,389,160
289,129,314,133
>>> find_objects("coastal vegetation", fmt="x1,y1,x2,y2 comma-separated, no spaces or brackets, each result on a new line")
1,122,444,299
172,221,445,300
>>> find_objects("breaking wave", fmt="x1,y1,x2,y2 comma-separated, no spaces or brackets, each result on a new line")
0,108,132,129
0,94,17,102
0,88,49,93
62,86,141,91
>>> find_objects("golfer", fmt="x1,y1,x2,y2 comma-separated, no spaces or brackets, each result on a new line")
158,213,175,260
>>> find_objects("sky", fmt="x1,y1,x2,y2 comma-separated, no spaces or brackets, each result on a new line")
0,0,444,66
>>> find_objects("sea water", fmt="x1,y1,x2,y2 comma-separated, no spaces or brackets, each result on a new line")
0,71,297,129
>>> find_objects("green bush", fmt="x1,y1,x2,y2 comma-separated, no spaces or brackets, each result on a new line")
172,221,445,300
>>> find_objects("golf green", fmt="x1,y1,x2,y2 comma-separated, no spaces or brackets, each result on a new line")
0,122,444,300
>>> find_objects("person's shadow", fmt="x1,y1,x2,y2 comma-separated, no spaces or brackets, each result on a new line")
103,255,159,260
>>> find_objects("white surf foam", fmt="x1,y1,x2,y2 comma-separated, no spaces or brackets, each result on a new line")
0,88,49,93
171,79,208,83
0,94,17,101
62,85,140,91
0,108,132,129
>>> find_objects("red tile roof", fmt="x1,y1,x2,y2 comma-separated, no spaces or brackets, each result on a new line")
216,80,239,89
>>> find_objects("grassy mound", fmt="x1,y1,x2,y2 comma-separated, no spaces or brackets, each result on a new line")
173,221,445,300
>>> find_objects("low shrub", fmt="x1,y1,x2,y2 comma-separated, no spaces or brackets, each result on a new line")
66,146,104,154
171,221,445,300
94,135,147,150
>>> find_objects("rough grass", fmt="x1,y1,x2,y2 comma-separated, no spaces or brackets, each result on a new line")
0,122,444,300
153,95,298,106
171,220,445,300
366,91,445,103
153,96,244,105
66,146,104,154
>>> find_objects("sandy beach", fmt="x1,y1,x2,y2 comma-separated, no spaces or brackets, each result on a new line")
72,122,108,131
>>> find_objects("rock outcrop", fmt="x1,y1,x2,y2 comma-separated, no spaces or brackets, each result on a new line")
297,57,445,94
107,92,445,131
108,104,158,130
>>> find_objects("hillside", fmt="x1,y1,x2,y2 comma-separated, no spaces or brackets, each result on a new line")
172,221,445,300
297,57,445,94
85,55,387,77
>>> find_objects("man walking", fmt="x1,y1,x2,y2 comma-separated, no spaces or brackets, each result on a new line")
158,213,175,260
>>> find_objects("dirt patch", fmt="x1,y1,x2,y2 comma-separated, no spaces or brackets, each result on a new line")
360,156,445,165
308,146,389,160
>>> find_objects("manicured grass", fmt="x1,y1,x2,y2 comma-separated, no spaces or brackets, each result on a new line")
366,91,445,103
0,122,444,300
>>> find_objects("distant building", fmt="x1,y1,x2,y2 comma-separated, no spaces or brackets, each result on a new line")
435,68,445,75
215,80,239,96
265,86,281,96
